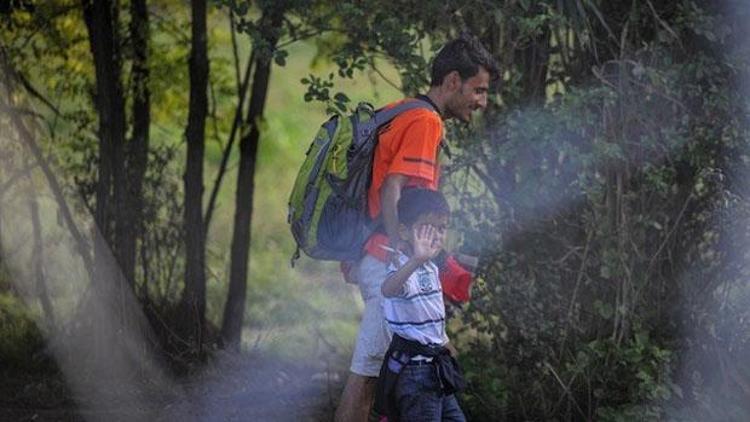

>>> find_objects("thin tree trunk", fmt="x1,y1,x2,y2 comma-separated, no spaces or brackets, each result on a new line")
124,0,150,289
182,0,209,352
0,168,4,269
203,33,255,236
81,0,128,284
220,7,285,350
29,185,55,329
517,26,550,104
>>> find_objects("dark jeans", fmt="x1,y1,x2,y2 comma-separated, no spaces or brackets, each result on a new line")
394,363,466,421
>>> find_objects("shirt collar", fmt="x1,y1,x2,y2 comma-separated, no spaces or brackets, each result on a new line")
416,94,443,118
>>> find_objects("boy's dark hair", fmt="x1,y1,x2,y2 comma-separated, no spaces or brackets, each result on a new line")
397,188,450,227
430,35,499,87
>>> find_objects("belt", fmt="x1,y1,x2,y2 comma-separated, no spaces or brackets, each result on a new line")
407,354,434,366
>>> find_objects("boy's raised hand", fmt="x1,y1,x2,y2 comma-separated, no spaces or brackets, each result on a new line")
412,224,442,262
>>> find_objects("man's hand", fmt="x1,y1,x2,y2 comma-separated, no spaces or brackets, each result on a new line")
340,261,358,284
454,253,479,274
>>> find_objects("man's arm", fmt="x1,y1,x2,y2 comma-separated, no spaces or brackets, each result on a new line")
380,173,408,252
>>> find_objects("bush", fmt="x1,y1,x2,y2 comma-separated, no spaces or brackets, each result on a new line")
445,4,750,418
0,292,51,372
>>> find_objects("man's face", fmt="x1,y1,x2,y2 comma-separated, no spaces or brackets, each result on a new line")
445,67,490,123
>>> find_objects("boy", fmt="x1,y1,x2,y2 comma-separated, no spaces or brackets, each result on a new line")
373,188,466,422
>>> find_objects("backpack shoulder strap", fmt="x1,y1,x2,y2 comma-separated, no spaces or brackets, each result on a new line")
373,98,436,126
354,98,436,141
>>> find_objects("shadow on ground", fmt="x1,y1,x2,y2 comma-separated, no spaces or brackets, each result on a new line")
1,353,345,422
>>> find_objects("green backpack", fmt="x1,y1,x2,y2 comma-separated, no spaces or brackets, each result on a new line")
288,99,435,264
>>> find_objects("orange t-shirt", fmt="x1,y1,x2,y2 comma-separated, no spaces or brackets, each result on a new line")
364,98,443,259
367,98,444,219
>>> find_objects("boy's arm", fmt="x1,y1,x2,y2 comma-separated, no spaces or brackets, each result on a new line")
381,225,441,297
381,256,427,298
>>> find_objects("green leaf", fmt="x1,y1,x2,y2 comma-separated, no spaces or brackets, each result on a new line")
235,2,249,16
334,92,349,103
594,300,614,319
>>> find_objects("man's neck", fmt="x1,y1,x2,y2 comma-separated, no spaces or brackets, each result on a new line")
424,88,447,118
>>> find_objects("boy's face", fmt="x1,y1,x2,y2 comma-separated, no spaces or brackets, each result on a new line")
400,212,449,250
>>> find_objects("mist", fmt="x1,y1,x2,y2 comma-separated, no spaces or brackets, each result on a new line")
0,77,178,419
2,1,750,420
0,71,342,421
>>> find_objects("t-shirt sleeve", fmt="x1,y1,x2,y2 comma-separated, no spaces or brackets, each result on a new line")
386,114,442,183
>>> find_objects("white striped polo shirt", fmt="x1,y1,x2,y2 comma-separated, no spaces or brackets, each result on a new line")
382,252,448,346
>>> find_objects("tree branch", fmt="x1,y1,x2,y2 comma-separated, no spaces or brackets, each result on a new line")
203,48,255,234
0,68,95,281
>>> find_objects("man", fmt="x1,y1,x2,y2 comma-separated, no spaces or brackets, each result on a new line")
335,36,498,422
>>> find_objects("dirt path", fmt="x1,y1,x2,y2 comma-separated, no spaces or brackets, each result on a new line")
1,354,344,422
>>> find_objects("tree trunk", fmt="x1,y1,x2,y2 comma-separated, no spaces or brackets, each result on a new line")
220,7,285,350
516,25,550,105
81,0,128,285
29,186,55,329
125,0,150,291
0,170,4,269
182,0,209,351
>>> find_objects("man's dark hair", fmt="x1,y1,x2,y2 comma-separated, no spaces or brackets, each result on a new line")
397,188,450,227
430,35,499,86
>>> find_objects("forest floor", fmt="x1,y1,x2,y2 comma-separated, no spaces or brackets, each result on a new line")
0,353,344,421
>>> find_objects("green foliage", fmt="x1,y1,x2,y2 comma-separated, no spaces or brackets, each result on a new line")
3,1,750,420
460,330,674,421
281,2,750,417
443,1,750,420
0,293,49,372
293,0,436,104
301,72,350,114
